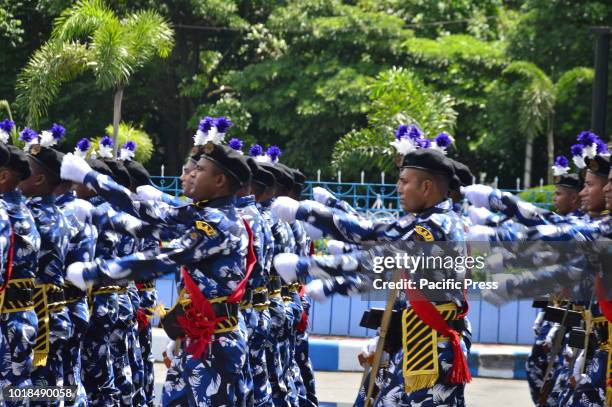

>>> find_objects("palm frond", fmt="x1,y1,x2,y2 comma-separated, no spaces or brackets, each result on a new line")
123,10,174,68
555,67,594,103
15,41,90,126
90,18,132,89
52,0,115,42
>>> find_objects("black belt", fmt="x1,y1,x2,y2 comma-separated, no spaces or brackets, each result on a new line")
542,306,583,328
4,286,33,305
210,302,240,319
47,288,65,306
253,290,269,306
281,285,290,298
64,285,86,302
240,290,253,307
268,277,281,292
161,300,240,340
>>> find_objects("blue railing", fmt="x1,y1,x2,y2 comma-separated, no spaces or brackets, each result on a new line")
149,175,553,344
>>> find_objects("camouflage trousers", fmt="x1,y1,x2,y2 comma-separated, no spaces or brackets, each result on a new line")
30,307,73,407
138,323,155,406
0,310,37,407
110,292,135,407
82,292,119,406
63,298,89,407
266,296,290,407
567,348,607,407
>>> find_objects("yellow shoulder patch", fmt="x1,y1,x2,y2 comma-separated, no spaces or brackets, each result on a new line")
195,220,218,237
414,225,434,242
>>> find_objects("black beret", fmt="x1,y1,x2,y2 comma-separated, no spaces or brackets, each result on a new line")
245,158,275,188
275,163,296,191
201,142,251,187
0,143,9,168
27,145,64,180
259,162,293,190
584,155,610,179
450,160,473,187
400,149,455,180
291,168,306,189
6,145,31,180
554,173,582,190
124,160,151,188
103,159,133,189
87,158,113,178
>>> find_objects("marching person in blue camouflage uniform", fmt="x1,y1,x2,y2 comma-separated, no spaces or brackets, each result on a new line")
254,146,300,407
18,125,72,407
55,139,99,407
272,143,472,406
72,139,121,406
124,155,160,407
61,135,253,406
0,136,39,407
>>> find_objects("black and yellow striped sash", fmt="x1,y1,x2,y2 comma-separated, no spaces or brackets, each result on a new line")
402,303,458,392
33,283,65,366
0,278,35,313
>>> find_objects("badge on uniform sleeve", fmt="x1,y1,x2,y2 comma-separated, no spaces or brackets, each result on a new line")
30,144,41,155
195,220,217,237
414,225,434,242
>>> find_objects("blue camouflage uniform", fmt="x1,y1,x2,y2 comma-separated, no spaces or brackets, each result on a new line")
28,195,72,407
82,195,121,406
72,170,250,407
57,191,97,407
0,193,38,407
237,194,274,407
285,198,470,406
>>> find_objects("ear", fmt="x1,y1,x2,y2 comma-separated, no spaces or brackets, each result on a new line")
421,178,433,196
0,169,9,185
215,172,227,189
33,173,46,187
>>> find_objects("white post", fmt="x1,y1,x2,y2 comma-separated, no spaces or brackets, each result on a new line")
516,177,521,191
493,176,498,188
381,171,385,184
361,171,365,184
317,169,321,183
539,178,544,190
337,170,342,183
479,172,486,184
161,164,165,177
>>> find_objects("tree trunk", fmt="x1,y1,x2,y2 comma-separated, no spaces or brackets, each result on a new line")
523,136,533,189
112,87,124,156
546,112,555,185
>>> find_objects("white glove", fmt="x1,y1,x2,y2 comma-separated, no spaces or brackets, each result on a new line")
69,199,93,224
66,262,90,291
466,225,494,241
136,185,164,201
271,196,300,223
303,223,323,240
327,240,346,255
312,187,334,204
60,153,93,184
304,279,328,302
468,206,493,225
273,253,299,283
461,184,494,209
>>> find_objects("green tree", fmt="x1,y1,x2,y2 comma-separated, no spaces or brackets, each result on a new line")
15,0,173,153
332,67,457,178
501,62,593,186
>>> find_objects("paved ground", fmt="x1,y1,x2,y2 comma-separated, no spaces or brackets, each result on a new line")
153,363,531,406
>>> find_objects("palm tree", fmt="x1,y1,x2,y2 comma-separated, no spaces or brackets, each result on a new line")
503,62,593,186
16,0,174,154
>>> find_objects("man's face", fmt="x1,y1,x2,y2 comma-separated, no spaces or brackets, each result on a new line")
188,157,224,202
18,158,40,198
181,159,196,197
397,168,428,213
603,171,612,211
553,186,579,215
578,171,606,213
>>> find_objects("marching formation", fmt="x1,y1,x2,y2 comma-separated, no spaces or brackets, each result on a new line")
0,113,609,407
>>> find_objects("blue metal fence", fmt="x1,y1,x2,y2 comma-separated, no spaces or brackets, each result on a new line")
149,176,552,344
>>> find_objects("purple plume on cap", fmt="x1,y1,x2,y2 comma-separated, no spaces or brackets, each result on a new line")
570,144,584,157
266,145,281,162
198,117,214,132
123,140,137,151
417,138,431,148
19,127,37,143
228,138,243,151
595,139,608,154
100,136,113,147
76,138,91,152
577,131,598,146
434,132,453,148
0,119,15,133
50,123,66,140
249,144,263,157
394,125,408,140
554,155,569,168
406,125,423,140
214,117,233,134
